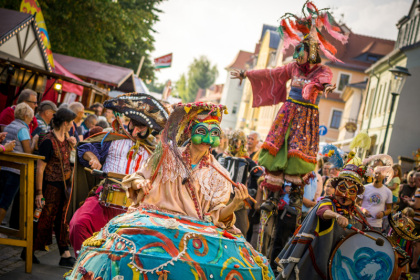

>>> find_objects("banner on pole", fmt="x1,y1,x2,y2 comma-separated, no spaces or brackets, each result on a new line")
154,53,172,69
20,0,55,68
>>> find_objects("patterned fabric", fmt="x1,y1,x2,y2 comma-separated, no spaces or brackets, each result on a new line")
65,209,275,280
41,132,72,182
123,147,236,232
34,183,70,253
263,99,319,163
246,62,332,174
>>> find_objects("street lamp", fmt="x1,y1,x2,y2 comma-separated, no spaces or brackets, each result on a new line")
380,66,411,153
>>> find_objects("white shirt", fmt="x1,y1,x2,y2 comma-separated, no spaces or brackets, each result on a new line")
360,183,393,227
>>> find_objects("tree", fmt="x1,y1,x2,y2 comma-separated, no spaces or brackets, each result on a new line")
148,81,165,94
0,0,162,81
175,74,188,102
182,56,218,102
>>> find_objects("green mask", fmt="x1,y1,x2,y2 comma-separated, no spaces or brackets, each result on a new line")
191,122,221,148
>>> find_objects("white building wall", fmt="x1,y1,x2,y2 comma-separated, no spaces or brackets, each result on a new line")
220,70,244,130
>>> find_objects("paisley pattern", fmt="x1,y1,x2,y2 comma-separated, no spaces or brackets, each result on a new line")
66,209,274,280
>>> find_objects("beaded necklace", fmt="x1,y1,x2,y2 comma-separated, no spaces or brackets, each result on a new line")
180,145,210,220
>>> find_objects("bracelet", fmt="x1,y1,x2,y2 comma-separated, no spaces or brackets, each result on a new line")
382,211,386,216
36,189,42,195
239,70,246,79
0,145,4,152
335,214,341,220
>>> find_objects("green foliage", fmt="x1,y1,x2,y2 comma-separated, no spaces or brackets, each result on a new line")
175,74,187,102
0,0,163,81
178,56,218,102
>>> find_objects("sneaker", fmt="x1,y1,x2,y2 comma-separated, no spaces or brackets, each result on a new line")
20,248,40,264
59,256,76,268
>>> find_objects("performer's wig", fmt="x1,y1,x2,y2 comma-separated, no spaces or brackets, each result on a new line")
278,0,348,64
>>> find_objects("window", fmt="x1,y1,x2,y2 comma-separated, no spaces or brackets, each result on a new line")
232,105,237,114
337,73,350,92
330,110,342,129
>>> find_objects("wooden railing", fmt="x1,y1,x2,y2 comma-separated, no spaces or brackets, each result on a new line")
0,151,44,273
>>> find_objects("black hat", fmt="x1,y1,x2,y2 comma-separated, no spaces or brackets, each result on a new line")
104,92,169,131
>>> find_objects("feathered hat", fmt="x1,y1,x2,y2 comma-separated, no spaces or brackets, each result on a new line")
321,144,344,169
103,92,169,131
278,0,348,63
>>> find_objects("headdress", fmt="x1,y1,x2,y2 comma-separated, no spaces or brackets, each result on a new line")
321,144,344,169
103,92,169,132
228,130,248,158
149,102,228,182
362,154,394,184
278,0,348,63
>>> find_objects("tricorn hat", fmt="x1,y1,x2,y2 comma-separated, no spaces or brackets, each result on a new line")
103,92,169,131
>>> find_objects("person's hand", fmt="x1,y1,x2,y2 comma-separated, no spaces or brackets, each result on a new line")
233,183,249,203
230,69,246,86
126,179,152,205
364,210,372,218
35,194,44,209
323,84,336,98
3,140,15,152
0,132,7,142
336,214,349,228
68,136,77,146
375,211,385,219
89,156,102,170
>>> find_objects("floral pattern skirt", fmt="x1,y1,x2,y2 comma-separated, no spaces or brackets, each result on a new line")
260,99,319,175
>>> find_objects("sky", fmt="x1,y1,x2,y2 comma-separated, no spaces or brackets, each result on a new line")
150,0,412,85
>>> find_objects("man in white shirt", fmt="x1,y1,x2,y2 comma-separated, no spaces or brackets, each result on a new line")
360,170,393,231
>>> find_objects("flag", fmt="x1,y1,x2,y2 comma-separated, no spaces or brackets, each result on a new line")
154,53,172,69
20,0,55,68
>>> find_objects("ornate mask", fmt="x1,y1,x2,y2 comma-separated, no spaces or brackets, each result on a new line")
334,180,358,203
191,122,221,148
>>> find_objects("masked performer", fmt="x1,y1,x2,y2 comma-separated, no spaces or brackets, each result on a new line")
231,1,346,185
69,93,168,256
66,102,275,280
275,162,370,280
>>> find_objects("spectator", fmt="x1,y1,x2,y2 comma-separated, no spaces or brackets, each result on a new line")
79,114,97,137
0,89,39,134
406,172,420,271
84,126,103,139
0,103,38,225
103,108,114,125
388,164,402,204
0,132,15,152
360,169,393,232
96,116,110,129
33,108,77,266
212,130,228,158
68,102,85,142
329,164,340,178
399,170,417,211
89,102,104,116
247,131,260,162
324,178,336,196
33,100,58,138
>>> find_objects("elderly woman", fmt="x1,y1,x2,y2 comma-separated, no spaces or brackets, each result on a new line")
32,108,76,267
0,103,37,225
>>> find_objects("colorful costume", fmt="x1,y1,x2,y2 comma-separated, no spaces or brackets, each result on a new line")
244,1,348,178
66,102,275,280
275,163,370,279
248,62,332,175
69,93,168,255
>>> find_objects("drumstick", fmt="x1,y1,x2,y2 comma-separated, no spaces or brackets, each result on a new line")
346,224,385,246
209,163,257,204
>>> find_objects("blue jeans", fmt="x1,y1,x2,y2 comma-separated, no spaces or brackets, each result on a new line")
0,170,20,210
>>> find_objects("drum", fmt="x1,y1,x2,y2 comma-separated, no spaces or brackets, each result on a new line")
329,231,409,280
99,178,132,210
219,156,249,184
